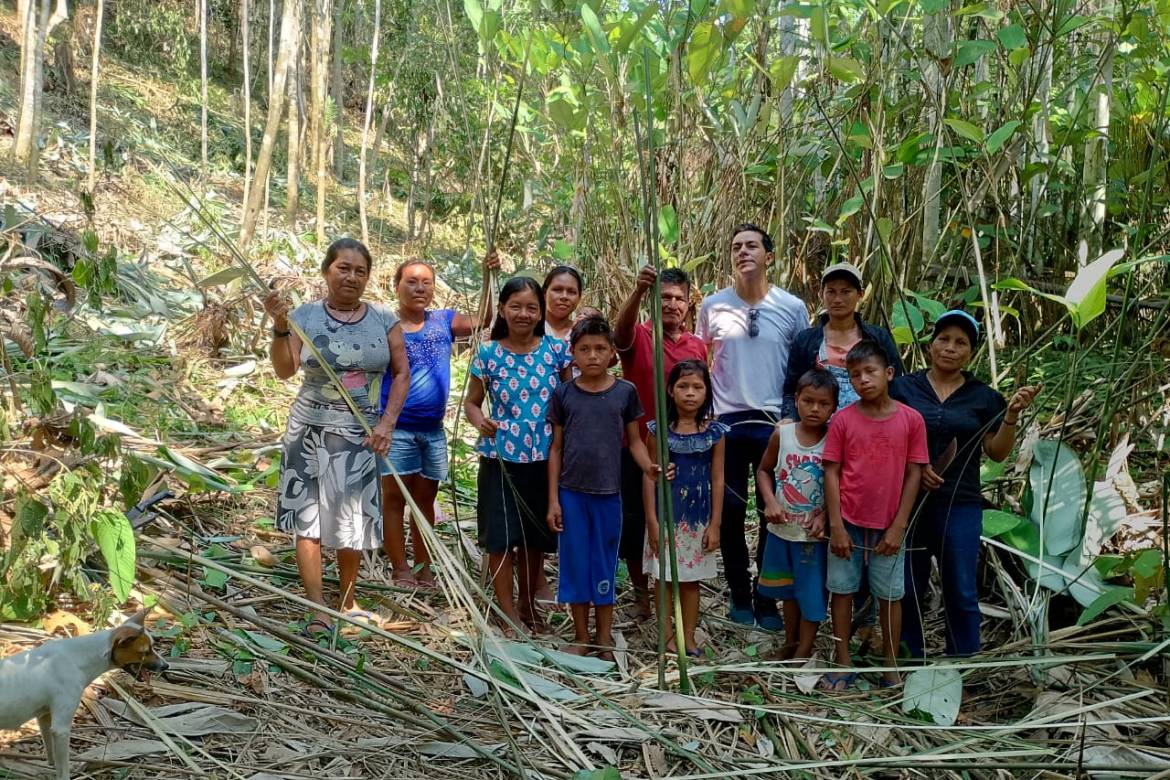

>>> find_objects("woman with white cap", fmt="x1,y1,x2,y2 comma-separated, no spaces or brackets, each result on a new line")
781,262,903,420
891,310,1039,657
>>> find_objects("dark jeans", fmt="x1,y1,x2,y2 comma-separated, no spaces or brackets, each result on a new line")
902,501,983,657
717,410,775,610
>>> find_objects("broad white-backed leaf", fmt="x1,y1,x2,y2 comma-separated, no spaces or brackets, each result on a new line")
1028,440,1086,556
1065,248,1124,329
902,667,962,726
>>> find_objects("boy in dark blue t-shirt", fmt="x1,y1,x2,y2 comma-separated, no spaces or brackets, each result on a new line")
548,317,659,657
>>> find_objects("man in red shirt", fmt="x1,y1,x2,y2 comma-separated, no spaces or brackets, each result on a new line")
615,265,709,619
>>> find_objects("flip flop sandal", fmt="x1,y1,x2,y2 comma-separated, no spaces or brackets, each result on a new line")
300,618,334,639
343,609,381,627
818,672,858,692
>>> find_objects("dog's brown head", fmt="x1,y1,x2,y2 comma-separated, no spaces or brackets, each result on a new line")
110,608,169,682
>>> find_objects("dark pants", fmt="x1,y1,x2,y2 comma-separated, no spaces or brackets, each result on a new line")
902,501,983,657
718,411,775,611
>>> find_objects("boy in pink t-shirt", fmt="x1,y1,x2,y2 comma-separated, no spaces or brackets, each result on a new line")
823,340,928,690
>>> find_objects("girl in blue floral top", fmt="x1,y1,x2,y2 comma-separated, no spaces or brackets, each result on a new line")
643,359,727,657
465,277,572,633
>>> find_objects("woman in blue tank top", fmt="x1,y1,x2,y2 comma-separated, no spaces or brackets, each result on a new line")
379,254,496,586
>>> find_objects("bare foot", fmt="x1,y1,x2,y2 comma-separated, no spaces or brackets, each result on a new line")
535,583,556,603
562,643,590,656
628,600,653,622
519,607,549,635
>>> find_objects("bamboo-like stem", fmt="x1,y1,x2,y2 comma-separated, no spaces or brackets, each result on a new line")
640,45,689,693
86,0,104,196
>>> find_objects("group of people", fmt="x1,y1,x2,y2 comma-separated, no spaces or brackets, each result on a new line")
264,223,1039,686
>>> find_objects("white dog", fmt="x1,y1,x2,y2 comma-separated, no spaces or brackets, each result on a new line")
0,609,169,779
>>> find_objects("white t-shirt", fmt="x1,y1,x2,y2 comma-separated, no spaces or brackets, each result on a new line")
696,285,808,415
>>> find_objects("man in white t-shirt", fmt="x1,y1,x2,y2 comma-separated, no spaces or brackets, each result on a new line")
696,223,809,628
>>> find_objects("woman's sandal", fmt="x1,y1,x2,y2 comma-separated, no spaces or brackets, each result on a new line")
300,618,334,639
818,671,858,692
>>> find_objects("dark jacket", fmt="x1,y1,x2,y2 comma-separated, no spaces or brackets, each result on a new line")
780,312,905,419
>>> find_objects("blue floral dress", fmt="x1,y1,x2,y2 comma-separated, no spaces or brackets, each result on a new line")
643,420,729,582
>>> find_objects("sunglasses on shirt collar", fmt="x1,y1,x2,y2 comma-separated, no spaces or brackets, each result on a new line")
748,308,760,338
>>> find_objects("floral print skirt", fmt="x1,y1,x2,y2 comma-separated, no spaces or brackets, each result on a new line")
277,400,382,550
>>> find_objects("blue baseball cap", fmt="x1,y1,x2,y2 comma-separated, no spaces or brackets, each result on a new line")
932,309,980,346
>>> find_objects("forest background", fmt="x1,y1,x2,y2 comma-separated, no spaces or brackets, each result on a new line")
2,0,1170,776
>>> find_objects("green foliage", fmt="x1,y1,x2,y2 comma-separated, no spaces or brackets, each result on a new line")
106,0,193,74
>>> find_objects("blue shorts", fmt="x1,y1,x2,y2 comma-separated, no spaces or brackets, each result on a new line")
826,521,906,601
379,428,448,481
556,488,622,606
757,534,828,622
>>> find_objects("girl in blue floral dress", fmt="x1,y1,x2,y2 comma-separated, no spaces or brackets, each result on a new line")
643,359,727,656
465,277,573,634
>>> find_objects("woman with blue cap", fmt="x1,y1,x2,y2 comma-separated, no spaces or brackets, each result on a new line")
891,310,1040,657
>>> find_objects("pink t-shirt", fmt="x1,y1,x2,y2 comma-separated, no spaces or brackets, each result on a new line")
822,401,929,530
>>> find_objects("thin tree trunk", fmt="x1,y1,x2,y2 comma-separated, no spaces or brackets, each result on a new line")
919,5,952,270
1079,40,1113,261
1028,37,1053,270
240,0,300,249
267,0,275,93
87,0,105,194
14,0,67,175
241,0,253,212
357,0,381,243
199,0,209,178
329,0,345,180
286,52,303,220
310,0,332,245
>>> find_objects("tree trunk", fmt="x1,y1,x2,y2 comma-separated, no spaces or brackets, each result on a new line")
87,0,104,194
286,52,303,220
329,0,345,180
919,4,952,271
240,0,300,249
198,0,209,178
357,0,381,243
241,0,253,212
309,0,332,245
1027,37,1053,269
14,0,67,176
1079,40,1113,261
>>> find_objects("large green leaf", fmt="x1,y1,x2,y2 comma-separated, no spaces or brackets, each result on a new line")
1064,248,1124,329
1076,586,1135,625
986,120,1022,154
614,4,657,53
581,5,610,54
463,0,482,32
944,117,985,143
687,21,722,85
954,39,997,68
769,55,798,97
658,205,679,244
902,667,962,726
1029,440,1086,557
982,509,1024,537
891,299,925,336
996,23,1028,50
90,509,136,602
828,57,865,83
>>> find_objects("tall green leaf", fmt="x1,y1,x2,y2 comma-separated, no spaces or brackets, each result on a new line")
944,117,985,143
1029,440,1086,557
90,509,137,602
1064,248,1124,329
687,21,722,85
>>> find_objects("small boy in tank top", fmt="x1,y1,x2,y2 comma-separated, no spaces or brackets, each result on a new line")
757,368,838,661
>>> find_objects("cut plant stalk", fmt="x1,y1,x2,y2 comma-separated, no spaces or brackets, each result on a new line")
634,45,689,692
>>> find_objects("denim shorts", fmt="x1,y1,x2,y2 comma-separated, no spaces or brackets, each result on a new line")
379,427,448,481
826,521,906,601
